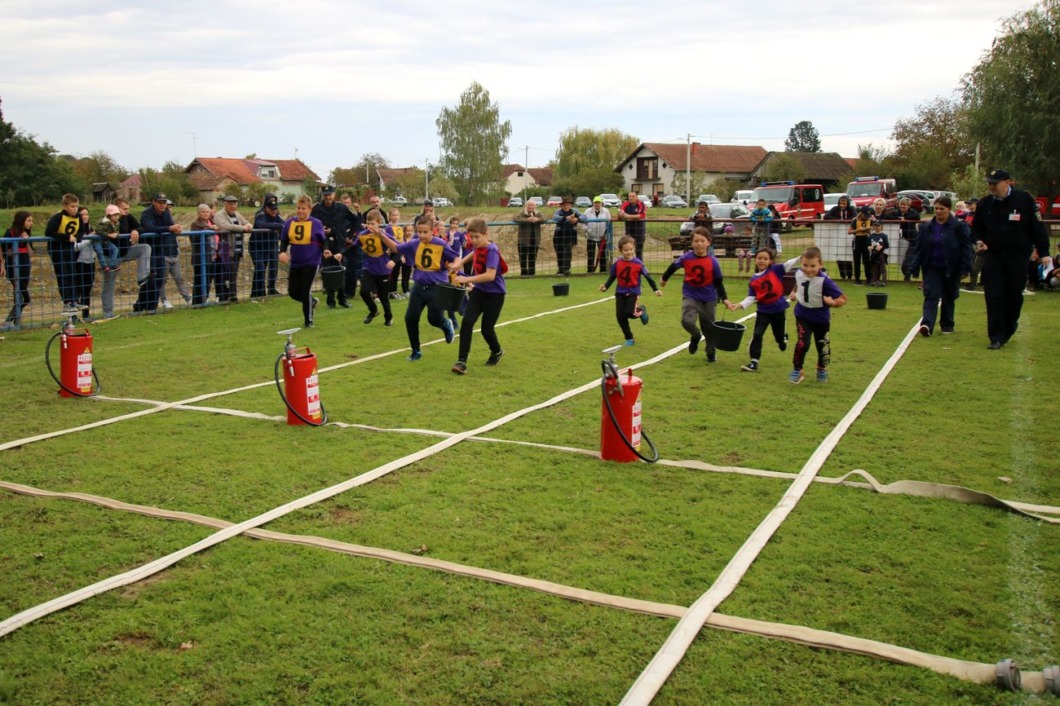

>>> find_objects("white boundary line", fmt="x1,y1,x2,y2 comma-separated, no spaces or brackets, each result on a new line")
620,319,924,705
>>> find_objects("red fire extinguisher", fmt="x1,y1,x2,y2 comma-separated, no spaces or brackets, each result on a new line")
274,328,327,426
46,313,100,398
600,346,658,463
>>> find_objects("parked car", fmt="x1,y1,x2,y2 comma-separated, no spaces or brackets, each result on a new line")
546,195,564,207
574,196,592,208
680,202,750,235
896,190,934,213
696,194,721,204
508,196,524,208
432,197,452,207
527,196,544,207
660,195,688,208
598,193,621,207
732,190,755,206
388,196,408,207
638,194,652,209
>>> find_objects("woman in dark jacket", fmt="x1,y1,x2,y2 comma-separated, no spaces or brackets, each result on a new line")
3,210,34,329
909,195,974,336
823,195,856,221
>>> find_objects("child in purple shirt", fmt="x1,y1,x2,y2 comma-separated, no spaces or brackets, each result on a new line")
783,246,847,383
660,227,731,362
600,235,662,347
355,208,399,325
397,216,460,361
450,218,508,374
728,246,790,373
279,195,329,328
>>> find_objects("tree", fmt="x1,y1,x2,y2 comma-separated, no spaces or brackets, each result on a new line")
784,121,821,153
763,153,808,183
890,97,972,188
68,150,130,188
554,127,639,179
552,167,625,200
138,161,197,205
436,82,511,205
960,0,1060,196
330,152,391,188
0,97,81,205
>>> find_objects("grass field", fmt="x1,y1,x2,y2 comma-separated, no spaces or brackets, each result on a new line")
0,269,1058,704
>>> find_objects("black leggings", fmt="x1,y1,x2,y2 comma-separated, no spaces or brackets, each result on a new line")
748,309,787,361
458,289,504,362
288,265,317,325
792,316,830,371
615,293,638,341
359,271,393,321
852,236,870,283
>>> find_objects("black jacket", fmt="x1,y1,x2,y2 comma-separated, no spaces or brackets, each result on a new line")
971,187,1049,255
823,205,856,221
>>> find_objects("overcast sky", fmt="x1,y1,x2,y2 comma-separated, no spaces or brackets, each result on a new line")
1,0,1033,183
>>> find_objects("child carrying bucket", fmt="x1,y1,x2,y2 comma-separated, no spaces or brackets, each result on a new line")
599,235,661,347
660,227,731,363
396,216,460,361
727,247,789,373
448,218,508,375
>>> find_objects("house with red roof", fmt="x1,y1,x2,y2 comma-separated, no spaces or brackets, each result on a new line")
502,164,553,196
185,157,321,203
614,143,767,197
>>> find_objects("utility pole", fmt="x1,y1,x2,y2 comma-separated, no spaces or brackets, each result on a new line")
187,132,197,159
524,145,529,201
686,133,691,205
425,158,430,201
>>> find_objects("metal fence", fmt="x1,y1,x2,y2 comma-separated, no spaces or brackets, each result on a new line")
4,218,1056,331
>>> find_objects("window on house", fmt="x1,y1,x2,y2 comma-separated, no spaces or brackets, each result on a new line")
261,169,276,179
636,158,658,181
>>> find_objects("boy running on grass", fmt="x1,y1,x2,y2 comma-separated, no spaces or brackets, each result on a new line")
784,246,846,384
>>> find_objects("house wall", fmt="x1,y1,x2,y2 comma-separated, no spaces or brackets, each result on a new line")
504,170,535,195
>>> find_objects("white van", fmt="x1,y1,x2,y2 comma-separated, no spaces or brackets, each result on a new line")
732,190,755,206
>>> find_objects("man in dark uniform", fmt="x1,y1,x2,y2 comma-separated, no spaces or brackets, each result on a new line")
251,193,284,298
971,169,1052,349
311,185,358,308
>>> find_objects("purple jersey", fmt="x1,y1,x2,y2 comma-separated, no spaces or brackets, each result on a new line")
667,251,723,303
355,226,395,277
745,263,790,314
469,242,506,295
281,216,326,268
792,270,843,324
397,237,459,286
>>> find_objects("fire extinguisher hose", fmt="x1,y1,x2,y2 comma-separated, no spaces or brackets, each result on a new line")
273,353,328,427
600,360,659,463
44,330,101,398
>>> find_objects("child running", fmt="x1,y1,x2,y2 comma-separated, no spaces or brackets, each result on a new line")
660,227,731,363
278,195,329,328
784,246,847,384
355,208,399,325
727,247,789,372
449,218,507,374
599,235,661,346
397,216,460,361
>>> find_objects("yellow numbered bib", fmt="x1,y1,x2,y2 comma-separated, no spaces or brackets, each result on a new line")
289,220,313,245
360,233,384,257
60,215,80,237
415,242,445,271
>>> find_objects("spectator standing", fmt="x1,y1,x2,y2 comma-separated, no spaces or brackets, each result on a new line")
44,193,86,313
847,206,875,285
214,194,253,302
883,197,922,281
823,196,856,221
189,204,220,306
2,211,34,329
971,169,1052,349
514,199,545,275
138,193,183,312
617,191,647,260
583,196,612,273
251,193,284,298
551,197,582,276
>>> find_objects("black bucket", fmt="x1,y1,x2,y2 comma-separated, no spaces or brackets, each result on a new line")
436,283,467,311
553,282,570,296
866,292,888,310
712,320,746,351
320,265,345,291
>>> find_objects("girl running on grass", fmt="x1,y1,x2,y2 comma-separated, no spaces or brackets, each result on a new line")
599,235,661,347
727,247,789,373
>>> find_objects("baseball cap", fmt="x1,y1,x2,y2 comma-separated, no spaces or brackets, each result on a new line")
423,199,433,206
152,192,167,202
592,195,602,203
263,194,278,208
321,185,336,195
105,204,121,216
986,169,1010,183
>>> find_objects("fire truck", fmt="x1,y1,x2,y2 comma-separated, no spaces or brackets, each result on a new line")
751,181,825,230
846,176,897,209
